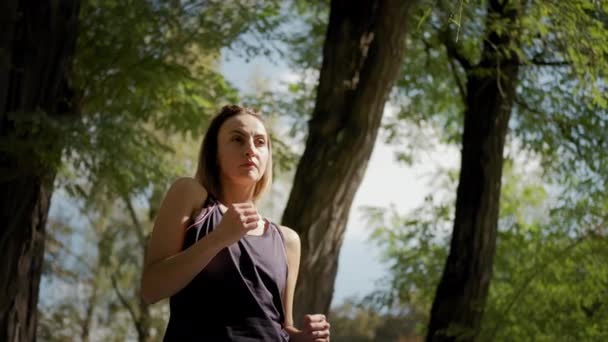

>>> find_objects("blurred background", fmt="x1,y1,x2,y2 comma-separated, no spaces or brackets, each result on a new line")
2,0,607,341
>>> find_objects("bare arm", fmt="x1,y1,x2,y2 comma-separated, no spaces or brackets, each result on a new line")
141,177,223,304
280,225,301,333
280,226,330,342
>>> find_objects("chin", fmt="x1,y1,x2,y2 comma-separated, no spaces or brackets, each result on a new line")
232,173,261,185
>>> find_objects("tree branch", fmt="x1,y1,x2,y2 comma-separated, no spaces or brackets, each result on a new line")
487,221,607,340
123,195,147,249
110,273,141,336
46,234,95,276
439,29,471,70
529,58,570,67
447,54,467,103
487,236,585,340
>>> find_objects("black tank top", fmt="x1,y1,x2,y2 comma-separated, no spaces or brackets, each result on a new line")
163,195,290,341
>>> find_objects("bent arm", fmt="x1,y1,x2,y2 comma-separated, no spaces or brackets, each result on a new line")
279,225,303,337
280,226,331,341
140,178,225,304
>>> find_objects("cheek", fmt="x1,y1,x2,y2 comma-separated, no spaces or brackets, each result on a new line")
258,149,270,169
217,145,237,170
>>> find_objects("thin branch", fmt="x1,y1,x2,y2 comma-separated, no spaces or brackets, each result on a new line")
46,234,95,274
487,236,585,340
123,195,147,248
488,223,607,340
439,28,472,70
110,273,141,335
454,0,464,42
421,37,433,69
515,96,589,164
514,96,542,116
496,57,505,98
529,58,570,67
447,54,466,103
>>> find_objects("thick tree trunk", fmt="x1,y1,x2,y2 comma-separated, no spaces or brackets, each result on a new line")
426,1,521,341
0,1,80,341
281,0,416,325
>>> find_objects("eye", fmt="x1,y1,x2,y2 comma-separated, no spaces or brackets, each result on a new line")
231,135,244,143
255,138,266,146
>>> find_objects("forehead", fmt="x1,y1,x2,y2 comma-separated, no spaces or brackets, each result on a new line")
220,114,267,135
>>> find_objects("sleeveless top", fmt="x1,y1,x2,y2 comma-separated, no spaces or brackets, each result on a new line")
163,195,290,341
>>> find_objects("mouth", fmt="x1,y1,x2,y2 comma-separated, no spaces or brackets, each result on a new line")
240,162,257,169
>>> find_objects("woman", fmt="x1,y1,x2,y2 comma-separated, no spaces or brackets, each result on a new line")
141,105,331,341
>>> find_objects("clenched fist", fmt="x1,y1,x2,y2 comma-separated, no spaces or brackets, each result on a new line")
295,314,330,342
212,202,261,247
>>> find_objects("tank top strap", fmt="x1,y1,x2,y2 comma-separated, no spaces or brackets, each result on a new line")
272,222,286,244
269,221,289,264
186,193,218,232
203,192,218,207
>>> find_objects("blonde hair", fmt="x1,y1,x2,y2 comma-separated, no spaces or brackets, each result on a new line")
195,105,272,202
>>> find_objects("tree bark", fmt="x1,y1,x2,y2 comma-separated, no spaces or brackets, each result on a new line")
426,1,521,341
281,0,416,325
0,1,80,341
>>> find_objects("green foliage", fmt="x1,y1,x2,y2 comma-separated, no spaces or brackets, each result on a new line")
373,3,608,337
366,156,608,340
39,190,169,341
329,297,425,342
241,0,329,146
387,0,608,171
57,0,289,201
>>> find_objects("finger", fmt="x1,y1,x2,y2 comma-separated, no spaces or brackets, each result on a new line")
308,322,329,331
309,330,330,338
306,314,327,323
232,202,255,209
236,207,257,213
243,221,259,230
236,208,258,216
243,214,261,224
237,212,259,223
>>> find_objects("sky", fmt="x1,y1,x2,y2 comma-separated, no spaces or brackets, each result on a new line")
219,52,461,306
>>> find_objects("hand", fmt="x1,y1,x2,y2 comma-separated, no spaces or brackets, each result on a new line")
298,314,330,342
212,202,260,247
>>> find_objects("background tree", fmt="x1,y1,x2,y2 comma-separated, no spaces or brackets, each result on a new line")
2,0,286,339
376,0,608,339
367,157,608,340
281,0,419,323
0,2,80,341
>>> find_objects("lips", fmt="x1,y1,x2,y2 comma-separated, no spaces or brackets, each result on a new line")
240,161,256,168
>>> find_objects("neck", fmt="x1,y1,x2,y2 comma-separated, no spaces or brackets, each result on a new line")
219,180,256,204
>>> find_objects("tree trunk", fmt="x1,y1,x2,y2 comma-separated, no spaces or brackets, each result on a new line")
81,272,99,342
281,0,416,325
426,1,521,341
0,1,80,341
127,196,151,342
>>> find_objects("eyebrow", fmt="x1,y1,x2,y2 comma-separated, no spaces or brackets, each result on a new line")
229,129,266,138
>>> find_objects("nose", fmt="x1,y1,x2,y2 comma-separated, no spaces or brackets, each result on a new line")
244,139,257,158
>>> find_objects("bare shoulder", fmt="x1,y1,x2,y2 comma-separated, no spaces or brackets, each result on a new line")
169,176,205,194
278,225,301,251
167,177,207,213
145,177,207,268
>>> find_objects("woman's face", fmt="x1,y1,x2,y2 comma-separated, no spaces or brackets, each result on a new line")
217,113,269,187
